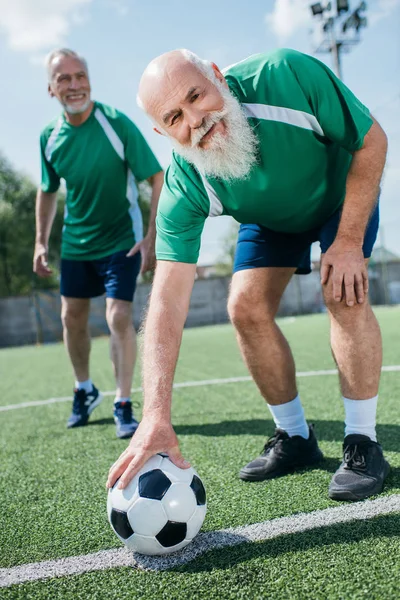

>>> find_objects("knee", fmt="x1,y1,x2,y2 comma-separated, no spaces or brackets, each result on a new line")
61,306,87,332
323,288,368,323
106,304,132,334
227,290,276,331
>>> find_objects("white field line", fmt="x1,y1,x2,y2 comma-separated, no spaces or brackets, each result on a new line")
1,366,400,413
1,494,399,587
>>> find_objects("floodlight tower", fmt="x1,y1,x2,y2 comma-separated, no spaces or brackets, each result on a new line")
310,1,368,80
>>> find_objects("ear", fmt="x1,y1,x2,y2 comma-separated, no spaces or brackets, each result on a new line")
48,83,55,98
211,62,227,87
153,127,165,137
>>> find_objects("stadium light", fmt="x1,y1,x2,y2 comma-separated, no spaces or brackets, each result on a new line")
309,0,368,80
336,0,350,13
311,2,324,16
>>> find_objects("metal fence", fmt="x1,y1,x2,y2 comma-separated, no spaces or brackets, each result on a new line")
0,262,399,348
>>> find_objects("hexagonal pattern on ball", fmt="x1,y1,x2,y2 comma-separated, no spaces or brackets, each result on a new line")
125,533,166,556
108,480,139,514
156,521,187,547
190,474,207,505
161,482,197,522
127,497,168,537
186,504,207,540
110,508,134,540
138,469,172,500
159,457,195,483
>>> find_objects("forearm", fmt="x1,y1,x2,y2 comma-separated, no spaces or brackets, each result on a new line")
147,171,164,235
35,189,57,246
337,119,387,245
141,262,195,420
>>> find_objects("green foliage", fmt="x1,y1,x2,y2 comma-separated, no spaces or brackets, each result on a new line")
0,153,64,297
0,157,154,297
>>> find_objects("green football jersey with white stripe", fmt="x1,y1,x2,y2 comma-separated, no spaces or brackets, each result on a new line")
40,101,161,260
156,48,373,264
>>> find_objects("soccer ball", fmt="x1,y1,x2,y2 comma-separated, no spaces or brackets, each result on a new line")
107,454,207,555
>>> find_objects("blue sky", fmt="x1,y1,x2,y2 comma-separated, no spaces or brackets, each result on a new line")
0,0,399,264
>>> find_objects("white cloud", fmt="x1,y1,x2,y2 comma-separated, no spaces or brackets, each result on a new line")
265,0,311,40
0,0,92,52
265,0,400,40
104,0,129,17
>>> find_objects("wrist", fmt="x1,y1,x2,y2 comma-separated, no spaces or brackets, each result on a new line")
334,232,364,247
143,405,171,421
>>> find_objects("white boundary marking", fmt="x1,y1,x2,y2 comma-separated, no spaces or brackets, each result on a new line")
1,366,400,413
1,495,399,587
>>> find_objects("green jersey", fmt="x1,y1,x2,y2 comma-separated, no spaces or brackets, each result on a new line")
40,101,161,260
156,49,373,264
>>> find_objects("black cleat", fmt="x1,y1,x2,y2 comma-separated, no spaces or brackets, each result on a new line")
329,434,390,502
239,425,324,481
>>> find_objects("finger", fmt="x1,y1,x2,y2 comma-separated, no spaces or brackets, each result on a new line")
320,262,331,285
332,272,344,302
354,273,364,304
168,446,191,469
118,453,150,489
140,259,150,275
344,273,356,307
362,267,369,294
107,453,133,489
126,243,141,257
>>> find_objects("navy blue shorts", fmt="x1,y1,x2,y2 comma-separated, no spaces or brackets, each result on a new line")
60,249,141,301
233,203,380,275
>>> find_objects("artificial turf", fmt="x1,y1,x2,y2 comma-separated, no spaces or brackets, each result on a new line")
1,307,399,598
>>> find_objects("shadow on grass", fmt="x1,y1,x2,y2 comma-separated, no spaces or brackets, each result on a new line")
87,417,115,426
174,419,400,451
173,513,400,574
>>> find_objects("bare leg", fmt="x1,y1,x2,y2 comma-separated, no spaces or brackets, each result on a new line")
106,298,136,398
61,296,91,382
323,260,382,399
228,267,297,405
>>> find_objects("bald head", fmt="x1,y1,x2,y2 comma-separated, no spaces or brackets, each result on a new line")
138,49,218,123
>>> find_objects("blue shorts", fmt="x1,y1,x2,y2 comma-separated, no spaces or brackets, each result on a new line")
60,249,141,301
233,203,380,275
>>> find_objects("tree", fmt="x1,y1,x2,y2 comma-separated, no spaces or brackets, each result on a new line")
0,153,64,297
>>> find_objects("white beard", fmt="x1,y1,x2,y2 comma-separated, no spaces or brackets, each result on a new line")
64,96,91,115
169,83,259,182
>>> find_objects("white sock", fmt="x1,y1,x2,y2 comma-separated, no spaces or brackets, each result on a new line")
75,379,93,394
343,395,378,442
267,395,309,439
114,397,131,405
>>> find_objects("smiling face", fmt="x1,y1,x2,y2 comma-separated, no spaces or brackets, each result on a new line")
139,51,259,180
48,55,91,116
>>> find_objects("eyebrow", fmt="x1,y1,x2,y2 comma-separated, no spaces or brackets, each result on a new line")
162,87,199,125
57,70,87,79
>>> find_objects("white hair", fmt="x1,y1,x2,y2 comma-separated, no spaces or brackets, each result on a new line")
46,48,88,82
137,49,217,111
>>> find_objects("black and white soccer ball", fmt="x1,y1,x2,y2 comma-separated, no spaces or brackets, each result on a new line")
107,454,207,555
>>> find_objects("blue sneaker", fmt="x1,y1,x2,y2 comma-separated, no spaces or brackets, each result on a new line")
67,385,103,428
113,400,139,439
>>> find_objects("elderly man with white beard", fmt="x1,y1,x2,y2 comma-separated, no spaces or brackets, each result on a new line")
107,48,390,502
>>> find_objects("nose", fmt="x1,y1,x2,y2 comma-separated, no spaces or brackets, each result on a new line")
186,107,205,130
69,77,80,90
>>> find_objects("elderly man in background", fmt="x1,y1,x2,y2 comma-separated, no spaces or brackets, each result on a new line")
108,48,389,500
34,49,164,438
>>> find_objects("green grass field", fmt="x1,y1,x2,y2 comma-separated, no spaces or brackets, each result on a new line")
1,307,399,599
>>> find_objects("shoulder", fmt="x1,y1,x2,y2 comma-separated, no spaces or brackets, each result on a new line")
40,116,62,143
224,49,307,101
160,152,209,217
95,102,137,128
